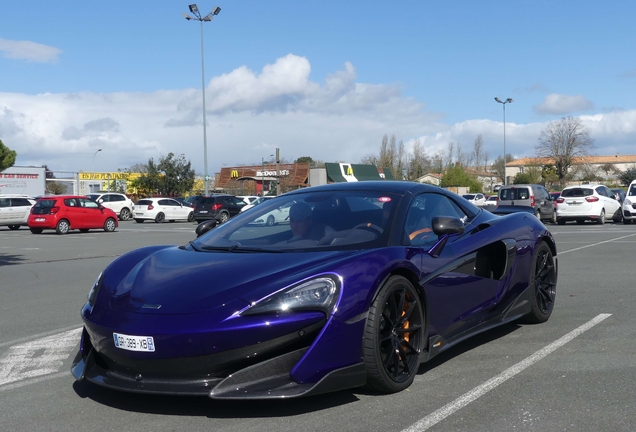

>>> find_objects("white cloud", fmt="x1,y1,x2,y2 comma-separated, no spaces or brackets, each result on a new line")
0,38,62,63
534,93,593,115
1,54,636,176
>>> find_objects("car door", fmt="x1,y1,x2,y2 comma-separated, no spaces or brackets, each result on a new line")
225,196,244,218
63,198,86,228
599,186,620,217
0,198,10,223
78,197,103,228
406,193,500,340
157,199,174,219
536,186,551,218
9,198,32,224
167,198,188,220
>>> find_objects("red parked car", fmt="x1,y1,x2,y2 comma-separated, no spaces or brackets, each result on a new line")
28,195,118,235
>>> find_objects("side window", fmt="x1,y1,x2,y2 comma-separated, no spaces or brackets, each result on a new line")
101,195,111,202
64,198,78,207
13,198,31,207
0,199,9,208
167,199,179,206
80,198,99,208
595,187,607,197
112,195,124,202
158,199,170,206
404,193,467,246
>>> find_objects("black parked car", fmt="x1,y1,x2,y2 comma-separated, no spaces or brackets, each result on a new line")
193,194,245,223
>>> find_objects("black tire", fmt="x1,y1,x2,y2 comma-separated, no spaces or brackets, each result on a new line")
30,228,43,234
266,215,275,226
79,229,89,233
521,241,557,324
550,210,557,224
119,208,131,221
597,209,605,225
613,210,623,224
55,219,70,235
8,225,20,230
187,211,195,222
363,276,424,393
135,218,144,223
155,212,165,223
104,218,117,232
219,212,229,224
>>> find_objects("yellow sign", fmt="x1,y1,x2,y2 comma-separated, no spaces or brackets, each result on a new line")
230,169,239,178
346,165,354,175
79,172,142,181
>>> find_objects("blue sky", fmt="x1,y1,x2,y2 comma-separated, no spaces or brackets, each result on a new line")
1,0,635,175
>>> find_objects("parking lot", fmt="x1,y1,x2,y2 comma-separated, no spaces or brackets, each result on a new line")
1,220,635,432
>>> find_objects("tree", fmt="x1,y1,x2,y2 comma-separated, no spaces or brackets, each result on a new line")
536,117,594,188
0,139,17,171
130,153,195,196
472,135,485,171
294,156,314,165
491,154,514,184
618,166,636,186
441,164,483,192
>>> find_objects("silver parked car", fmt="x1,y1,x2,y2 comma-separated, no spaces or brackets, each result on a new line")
498,184,556,224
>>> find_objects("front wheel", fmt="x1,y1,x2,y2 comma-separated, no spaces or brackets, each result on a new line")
520,241,557,324
104,218,116,232
363,276,424,393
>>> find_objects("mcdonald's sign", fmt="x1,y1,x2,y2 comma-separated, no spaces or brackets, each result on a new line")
230,169,239,178
346,165,354,176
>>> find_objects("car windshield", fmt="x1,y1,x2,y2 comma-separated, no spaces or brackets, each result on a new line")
463,194,475,200
86,194,100,201
629,185,636,196
499,188,529,200
561,188,593,198
192,190,400,252
34,199,57,208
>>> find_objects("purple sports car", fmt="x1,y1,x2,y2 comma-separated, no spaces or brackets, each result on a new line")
72,181,557,399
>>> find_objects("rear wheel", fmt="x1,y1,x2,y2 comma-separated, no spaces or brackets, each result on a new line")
597,209,605,225
266,215,275,226
550,210,557,224
613,210,623,224
155,212,165,223
119,208,131,221
8,225,20,230
56,219,70,235
219,212,229,224
104,218,116,232
30,228,43,234
521,241,556,324
187,211,195,222
363,276,424,393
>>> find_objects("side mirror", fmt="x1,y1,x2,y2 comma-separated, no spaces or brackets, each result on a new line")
195,219,217,237
428,216,465,258
97,198,104,204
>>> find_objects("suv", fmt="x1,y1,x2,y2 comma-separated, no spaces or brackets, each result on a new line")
0,195,37,230
497,184,556,224
556,184,622,225
86,193,134,221
193,194,245,224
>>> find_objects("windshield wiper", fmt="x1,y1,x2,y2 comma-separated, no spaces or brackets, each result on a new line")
199,245,283,253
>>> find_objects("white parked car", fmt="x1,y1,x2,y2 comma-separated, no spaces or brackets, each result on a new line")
236,195,259,205
240,195,277,213
0,195,37,230
86,193,135,221
556,184,622,225
462,193,486,207
132,197,194,223
483,195,499,209
622,180,636,224
252,201,293,226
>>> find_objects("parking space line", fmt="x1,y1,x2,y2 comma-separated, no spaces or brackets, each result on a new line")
401,313,612,432
559,233,636,255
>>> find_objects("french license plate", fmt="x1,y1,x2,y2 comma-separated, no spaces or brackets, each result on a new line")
35,218,45,222
198,210,208,213
135,212,143,216
113,333,155,352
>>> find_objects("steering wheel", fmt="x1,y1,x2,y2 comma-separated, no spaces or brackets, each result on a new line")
353,223,384,235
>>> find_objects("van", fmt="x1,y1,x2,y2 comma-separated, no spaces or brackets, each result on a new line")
497,184,556,224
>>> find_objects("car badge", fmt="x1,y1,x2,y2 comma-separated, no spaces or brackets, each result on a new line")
142,304,162,309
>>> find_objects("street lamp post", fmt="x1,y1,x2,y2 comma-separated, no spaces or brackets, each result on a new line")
261,154,273,196
494,97,513,185
92,148,102,173
183,4,221,195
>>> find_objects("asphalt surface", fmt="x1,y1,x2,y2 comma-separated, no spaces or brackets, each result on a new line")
1,218,635,432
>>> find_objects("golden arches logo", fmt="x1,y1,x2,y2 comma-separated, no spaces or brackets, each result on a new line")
346,166,354,176
230,169,239,178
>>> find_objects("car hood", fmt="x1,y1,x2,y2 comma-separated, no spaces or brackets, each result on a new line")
108,246,353,315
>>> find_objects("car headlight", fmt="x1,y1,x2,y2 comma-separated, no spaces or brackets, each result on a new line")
88,272,103,306
241,276,340,316
625,198,632,206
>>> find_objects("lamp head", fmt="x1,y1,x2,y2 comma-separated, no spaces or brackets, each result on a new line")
182,12,192,20
494,97,503,103
212,6,221,15
506,98,514,103
188,4,199,13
